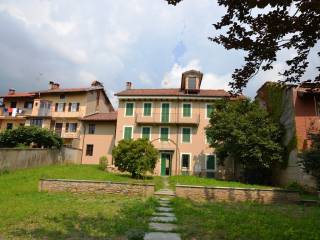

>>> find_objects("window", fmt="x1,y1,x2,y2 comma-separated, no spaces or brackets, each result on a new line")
6,123,13,130
60,94,66,99
88,124,95,134
141,127,151,140
206,154,216,171
10,101,17,108
206,104,214,118
55,103,65,112
124,126,133,140
161,103,170,123
183,103,191,117
143,103,152,116
181,154,190,169
125,102,134,116
182,127,191,143
86,144,94,156
160,127,169,142
24,101,33,109
188,77,197,89
30,119,43,127
66,123,77,133
69,103,80,112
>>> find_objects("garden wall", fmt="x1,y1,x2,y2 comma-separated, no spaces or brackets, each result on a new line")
39,179,155,197
176,185,300,204
0,147,82,170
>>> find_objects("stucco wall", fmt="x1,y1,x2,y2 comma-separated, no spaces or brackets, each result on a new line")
176,185,300,204
39,179,155,197
0,147,82,170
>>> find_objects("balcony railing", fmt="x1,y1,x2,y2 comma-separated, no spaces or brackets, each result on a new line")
136,113,200,125
0,107,26,118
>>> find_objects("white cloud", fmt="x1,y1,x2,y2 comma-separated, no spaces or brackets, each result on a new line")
79,71,97,85
139,72,152,85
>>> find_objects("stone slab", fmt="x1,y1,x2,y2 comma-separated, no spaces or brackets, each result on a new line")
159,198,170,201
159,203,170,207
150,216,177,223
144,232,181,240
153,212,175,217
149,222,177,232
156,207,172,212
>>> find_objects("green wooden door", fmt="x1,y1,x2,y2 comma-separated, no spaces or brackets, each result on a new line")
161,153,171,176
161,103,170,123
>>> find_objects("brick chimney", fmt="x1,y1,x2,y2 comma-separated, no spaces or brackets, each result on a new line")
126,82,132,90
8,88,16,95
49,81,60,90
91,80,103,87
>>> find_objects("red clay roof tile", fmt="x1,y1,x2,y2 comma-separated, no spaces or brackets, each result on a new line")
82,112,117,121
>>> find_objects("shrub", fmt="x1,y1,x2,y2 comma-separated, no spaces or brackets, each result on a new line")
125,229,145,240
0,126,63,149
112,138,159,178
98,156,108,171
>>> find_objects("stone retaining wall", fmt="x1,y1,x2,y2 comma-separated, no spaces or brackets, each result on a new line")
39,179,155,197
176,185,300,204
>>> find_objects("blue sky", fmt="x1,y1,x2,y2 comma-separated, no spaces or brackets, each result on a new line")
0,0,319,107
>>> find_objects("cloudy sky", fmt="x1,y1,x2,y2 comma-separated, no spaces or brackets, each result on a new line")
0,0,319,107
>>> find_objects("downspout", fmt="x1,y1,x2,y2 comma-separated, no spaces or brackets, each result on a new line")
175,97,180,176
81,123,86,164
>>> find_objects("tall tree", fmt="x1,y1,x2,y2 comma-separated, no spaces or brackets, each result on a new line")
206,99,284,184
166,0,320,94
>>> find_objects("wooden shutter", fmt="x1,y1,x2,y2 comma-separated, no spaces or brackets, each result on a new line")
124,127,132,140
142,127,150,140
182,128,191,143
183,104,191,117
144,103,151,116
63,103,66,112
160,128,169,141
55,103,58,112
76,103,80,112
206,155,216,170
65,123,69,133
68,103,72,112
207,104,214,118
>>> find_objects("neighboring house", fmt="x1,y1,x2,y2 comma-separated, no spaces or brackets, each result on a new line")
114,70,233,177
0,81,114,149
256,81,318,188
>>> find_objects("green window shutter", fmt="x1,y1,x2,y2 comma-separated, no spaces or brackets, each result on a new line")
142,127,150,140
144,103,152,116
124,127,132,140
183,104,191,117
160,128,169,141
206,155,216,170
182,128,191,143
207,104,214,118
161,103,170,123
126,103,134,116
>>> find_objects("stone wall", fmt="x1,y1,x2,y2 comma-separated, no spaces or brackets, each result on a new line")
0,147,82,170
176,185,300,204
39,179,155,197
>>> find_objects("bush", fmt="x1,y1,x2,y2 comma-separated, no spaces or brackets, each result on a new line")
98,156,108,171
0,126,63,149
112,138,159,178
125,229,145,240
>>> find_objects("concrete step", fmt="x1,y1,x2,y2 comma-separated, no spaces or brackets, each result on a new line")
144,232,181,240
149,222,177,232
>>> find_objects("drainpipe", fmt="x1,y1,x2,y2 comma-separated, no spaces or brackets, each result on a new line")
80,123,86,164
175,97,180,176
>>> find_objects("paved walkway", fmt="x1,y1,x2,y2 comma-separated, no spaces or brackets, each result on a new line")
144,177,181,240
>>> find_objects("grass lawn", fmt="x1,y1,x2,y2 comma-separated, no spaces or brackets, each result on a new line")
172,198,320,240
169,175,273,189
0,164,160,239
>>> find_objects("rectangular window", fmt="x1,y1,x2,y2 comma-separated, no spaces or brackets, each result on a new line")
141,127,151,140
125,102,134,116
69,103,80,112
143,103,152,116
24,101,33,109
181,154,190,169
66,123,77,133
206,155,216,171
10,102,17,108
124,126,133,140
188,77,197,89
183,103,191,117
161,103,170,123
182,127,191,143
55,103,65,112
30,119,43,127
206,104,214,118
160,127,169,142
86,144,94,156
88,124,95,134
6,123,13,130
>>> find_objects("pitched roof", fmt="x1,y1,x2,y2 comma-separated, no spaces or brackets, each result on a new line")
115,88,230,97
34,86,104,94
81,112,117,121
0,92,36,98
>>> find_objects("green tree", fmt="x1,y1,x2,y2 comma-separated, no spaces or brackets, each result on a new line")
112,138,159,178
300,134,320,190
206,99,284,184
0,126,63,149
166,0,320,94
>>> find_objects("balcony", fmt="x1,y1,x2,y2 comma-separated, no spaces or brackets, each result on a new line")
0,107,26,119
30,100,52,117
136,113,200,125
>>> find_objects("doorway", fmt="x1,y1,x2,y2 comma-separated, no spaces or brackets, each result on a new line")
55,123,63,137
160,152,172,176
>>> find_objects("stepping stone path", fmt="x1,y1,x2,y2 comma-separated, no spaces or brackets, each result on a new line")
144,177,181,240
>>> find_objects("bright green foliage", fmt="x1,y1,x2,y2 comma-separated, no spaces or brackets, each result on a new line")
300,134,320,190
98,156,108,171
112,138,159,178
0,126,63,149
206,99,284,184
